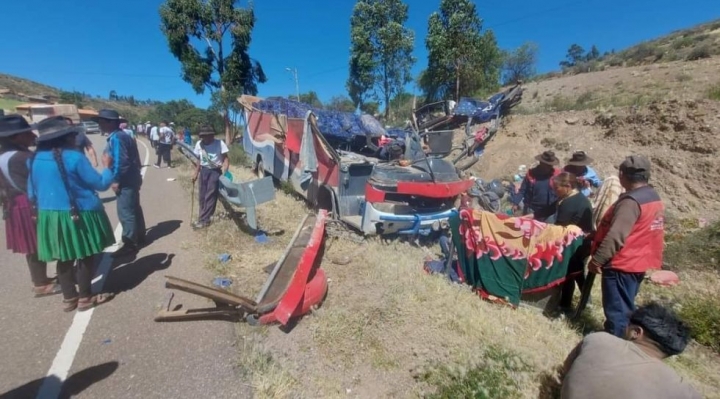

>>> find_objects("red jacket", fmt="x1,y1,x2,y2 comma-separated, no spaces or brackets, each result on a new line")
592,186,665,273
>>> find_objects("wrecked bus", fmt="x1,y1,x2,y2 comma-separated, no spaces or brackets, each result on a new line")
238,95,473,238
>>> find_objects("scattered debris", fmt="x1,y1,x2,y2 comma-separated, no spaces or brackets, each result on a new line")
565,117,580,125
649,270,680,287
217,253,232,263
213,277,233,289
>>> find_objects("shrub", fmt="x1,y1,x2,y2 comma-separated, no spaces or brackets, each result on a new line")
671,36,694,50
686,45,712,61
421,347,531,399
678,296,720,352
227,144,250,167
706,84,720,101
664,220,720,272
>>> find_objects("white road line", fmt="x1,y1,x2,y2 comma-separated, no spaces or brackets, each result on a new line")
36,139,150,399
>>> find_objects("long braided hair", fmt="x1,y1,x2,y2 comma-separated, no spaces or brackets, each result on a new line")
30,135,80,222
52,147,80,222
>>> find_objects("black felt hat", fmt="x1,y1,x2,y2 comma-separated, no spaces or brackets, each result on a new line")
0,114,34,138
35,116,80,143
92,109,127,123
534,150,560,166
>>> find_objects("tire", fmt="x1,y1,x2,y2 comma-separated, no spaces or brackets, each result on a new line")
255,158,265,178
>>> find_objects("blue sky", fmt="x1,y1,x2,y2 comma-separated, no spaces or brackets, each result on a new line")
0,0,718,109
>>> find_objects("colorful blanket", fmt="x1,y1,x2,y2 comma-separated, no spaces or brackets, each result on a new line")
591,175,623,230
450,208,584,306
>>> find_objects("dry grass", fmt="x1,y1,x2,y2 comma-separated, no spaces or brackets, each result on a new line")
173,149,720,399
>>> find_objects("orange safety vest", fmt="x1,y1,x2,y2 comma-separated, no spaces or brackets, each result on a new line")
592,185,665,273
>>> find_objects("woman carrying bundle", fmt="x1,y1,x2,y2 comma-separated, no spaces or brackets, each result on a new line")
29,116,116,312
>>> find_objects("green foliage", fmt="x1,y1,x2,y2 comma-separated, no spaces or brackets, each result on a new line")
421,347,530,399
707,84,720,101
227,144,250,167
560,44,585,68
146,99,224,134
360,101,380,116
686,45,712,61
386,91,414,123
422,0,501,102
502,42,538,84
347,0,415,119
58,91,84,108
296,91,323,108
678,296,720,352
159,0,266,143
326,95,356,113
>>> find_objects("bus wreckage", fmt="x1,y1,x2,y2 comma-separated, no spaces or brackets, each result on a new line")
238,95,473,238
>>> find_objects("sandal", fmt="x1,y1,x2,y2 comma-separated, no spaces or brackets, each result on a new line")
63,297,79,312
78,293,114,312
33,283,62,298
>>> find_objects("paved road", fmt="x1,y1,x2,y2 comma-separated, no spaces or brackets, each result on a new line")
0,135,249,399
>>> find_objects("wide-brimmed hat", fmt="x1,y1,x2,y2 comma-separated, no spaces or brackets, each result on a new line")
0,114,34,138
35,116,81,143
92,109,127,123
566,150,594,166
198,125,217,136
534,150,559,166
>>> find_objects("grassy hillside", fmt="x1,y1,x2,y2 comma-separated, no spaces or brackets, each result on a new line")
0,73,154,120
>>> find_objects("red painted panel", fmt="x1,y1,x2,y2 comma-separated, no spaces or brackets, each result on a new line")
365,183,386,203
396,180,474,198
268,210,327,326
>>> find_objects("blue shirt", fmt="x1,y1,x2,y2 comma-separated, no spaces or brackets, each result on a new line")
28,150,113,212
183,128,192,145
106,129,142,188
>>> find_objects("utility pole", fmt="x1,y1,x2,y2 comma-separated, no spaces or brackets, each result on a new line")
285,67,299,102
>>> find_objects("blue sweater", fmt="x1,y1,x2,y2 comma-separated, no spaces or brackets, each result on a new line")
28,150,113,212
106,129,142,188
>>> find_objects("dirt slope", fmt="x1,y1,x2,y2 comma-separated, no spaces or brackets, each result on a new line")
472,57,720,218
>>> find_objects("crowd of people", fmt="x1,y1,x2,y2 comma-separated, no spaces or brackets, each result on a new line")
505,149,699,397
0,110,230,312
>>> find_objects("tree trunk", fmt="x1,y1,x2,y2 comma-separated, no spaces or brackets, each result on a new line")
455,64,461,102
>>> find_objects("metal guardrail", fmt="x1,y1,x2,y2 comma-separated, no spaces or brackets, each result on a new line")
175,141,275,231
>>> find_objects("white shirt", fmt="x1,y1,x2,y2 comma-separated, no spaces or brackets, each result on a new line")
150,126,159,141
194,139,229,168
158,126,175,144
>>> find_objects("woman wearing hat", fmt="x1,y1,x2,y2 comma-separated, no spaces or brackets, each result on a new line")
564,151,601,197
192,125,229,230
0,115,60,297
28,116,116,312
511,150,561,222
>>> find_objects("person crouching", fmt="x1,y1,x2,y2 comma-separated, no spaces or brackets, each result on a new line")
192,125,229,230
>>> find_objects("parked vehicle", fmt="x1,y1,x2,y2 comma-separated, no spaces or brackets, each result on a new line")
79,120,101,134
28,104,80,124
238,95,473,238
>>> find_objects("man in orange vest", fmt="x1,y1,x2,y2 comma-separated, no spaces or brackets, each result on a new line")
589,155,665,337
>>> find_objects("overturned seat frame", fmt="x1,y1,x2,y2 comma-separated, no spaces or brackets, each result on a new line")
155,210,328,326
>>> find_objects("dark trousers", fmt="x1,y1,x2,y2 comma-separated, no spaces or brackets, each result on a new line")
57,256,94,300
26,253,50,287
155,143,172,167
117,186,146,246
198,167,221,224
559,239,590,308
601,269,645,337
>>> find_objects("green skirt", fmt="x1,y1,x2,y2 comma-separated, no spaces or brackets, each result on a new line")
37,210,115,262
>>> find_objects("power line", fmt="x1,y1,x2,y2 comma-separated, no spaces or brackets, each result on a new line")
485,0,596,29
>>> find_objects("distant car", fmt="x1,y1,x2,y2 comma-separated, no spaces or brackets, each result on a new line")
79,121,101,134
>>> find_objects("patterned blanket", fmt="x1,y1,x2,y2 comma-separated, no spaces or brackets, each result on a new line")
450,208,584,306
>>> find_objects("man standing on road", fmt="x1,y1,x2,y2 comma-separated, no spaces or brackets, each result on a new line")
64,117,99,168
149,122,159,149
95,109,146,258
154,121,175,168
589,155,665,337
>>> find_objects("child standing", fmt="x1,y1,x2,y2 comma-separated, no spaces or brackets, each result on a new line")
192,125,229,230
